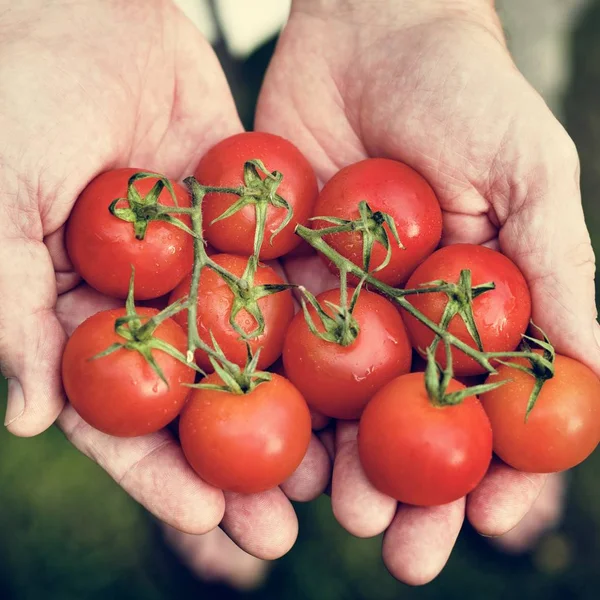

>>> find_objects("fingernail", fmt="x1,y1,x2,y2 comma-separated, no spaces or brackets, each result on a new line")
4,378,25,426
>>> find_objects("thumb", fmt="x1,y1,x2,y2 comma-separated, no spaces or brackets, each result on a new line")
498,148,600,375
0,222,66,436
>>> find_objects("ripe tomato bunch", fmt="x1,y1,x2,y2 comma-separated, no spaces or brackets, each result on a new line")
62,131,600,508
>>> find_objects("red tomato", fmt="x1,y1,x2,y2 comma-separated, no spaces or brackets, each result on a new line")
66,168,193,299
195,132,318,259
61,307,193,437
179,373,312,493
482,353,600,472
283,288,412,419
403,244,531,376
312,158,442,286
169,254,294,372
358,372,493,506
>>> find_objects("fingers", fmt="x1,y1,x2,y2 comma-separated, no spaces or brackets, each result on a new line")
382,498,465,586
282,252,340,297
441,212,497,247
45,226,80,294
0,231,66,436
161,525,268,591
59,404,225,533
280,433,331,501
56,284,123,335
318,426,336,462
489,472,566,553
310,409,330,431
221,488,299,560
331,422,397,537
466,460,547,536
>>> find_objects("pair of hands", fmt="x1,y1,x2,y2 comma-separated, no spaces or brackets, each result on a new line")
1,0,597,585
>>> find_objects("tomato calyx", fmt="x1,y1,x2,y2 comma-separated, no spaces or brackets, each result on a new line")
109,171,197,240
485,324,556,419
208,159,293,258
210,256,295,341
298,269,362,347
312,200,403,273
92,270,196,386
424,340,507,407
413,269,495,355
187,338,272,395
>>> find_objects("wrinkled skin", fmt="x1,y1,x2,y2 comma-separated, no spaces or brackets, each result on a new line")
257,0,598,585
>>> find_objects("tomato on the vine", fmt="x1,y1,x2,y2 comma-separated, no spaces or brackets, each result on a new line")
283,288,412,419
358,372,493,506
482,353,600,473
312,158,442,286
195,132,318,259
66,168,193,300
61,307,193,437
403,244,531,376
169,253,294,372
179,373,312,493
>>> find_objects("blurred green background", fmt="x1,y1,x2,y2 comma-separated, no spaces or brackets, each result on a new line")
3,0,600,598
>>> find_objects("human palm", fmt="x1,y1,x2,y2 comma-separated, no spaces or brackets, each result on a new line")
256,4,599,583
0,0,327,559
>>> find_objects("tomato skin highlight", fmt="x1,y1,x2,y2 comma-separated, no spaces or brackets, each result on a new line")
61,308,194,437
358,372,493,506
482,353,600,473
66,168,193,300
403,244,532,376
195,132,318,259
179,373,312,493
169,254,294,372
283,288,412,419
312,158,442,286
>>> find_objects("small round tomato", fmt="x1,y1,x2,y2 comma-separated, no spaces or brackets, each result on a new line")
179,373,312,493
66,168,193,299
61,307,193,437
403,244,531,376
195,132,318,259
312,158,442,286
358,372,493,506
482,353,600,473
283,288,412,419
169,254,294,372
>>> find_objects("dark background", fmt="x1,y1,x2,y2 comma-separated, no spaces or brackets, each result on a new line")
2,1,600,598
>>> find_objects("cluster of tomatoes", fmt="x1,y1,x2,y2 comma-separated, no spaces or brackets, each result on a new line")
62,131,600,509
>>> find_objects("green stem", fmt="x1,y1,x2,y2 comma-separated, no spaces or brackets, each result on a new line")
297,225,495,373
136,297,189,339
202,185,245,195
184,178,211,362
182,177,275,394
